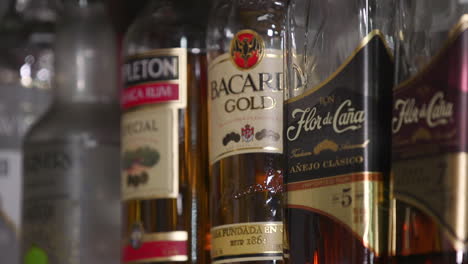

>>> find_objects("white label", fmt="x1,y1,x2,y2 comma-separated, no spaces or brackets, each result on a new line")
121,107,179,200
0,151,22,234
208,50,284,165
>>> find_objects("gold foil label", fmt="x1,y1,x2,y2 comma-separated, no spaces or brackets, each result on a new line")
211,222,283,263
393,153,468,251
208,49,283,165
287,173,384,255
121,107,179,200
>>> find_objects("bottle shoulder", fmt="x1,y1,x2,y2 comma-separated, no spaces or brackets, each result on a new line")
25,103,120,147
207,0,288,34
124,5,206,55
206,0,287,56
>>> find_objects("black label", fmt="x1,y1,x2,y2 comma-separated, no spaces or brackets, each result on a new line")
285,34,393,183
284,32,394,262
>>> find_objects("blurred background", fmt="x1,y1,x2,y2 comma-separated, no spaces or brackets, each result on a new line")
0,0,151,39
0,0,150,262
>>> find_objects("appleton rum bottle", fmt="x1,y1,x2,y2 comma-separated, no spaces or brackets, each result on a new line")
391,1,468,263
284,0,395,263
121,0,210,263
21,0,120,263
207,0,287,263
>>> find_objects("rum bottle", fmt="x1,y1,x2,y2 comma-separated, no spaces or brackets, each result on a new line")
284,0,395,263
207,0,287,263
391,1,468,263
121,0,211,263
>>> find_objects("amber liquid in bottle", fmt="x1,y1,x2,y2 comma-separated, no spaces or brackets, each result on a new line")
210,153,284,264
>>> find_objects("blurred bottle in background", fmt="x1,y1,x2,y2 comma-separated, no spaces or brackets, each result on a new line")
391,1,468,263
20,0,121,263
0,0,58,262
121,0,211,263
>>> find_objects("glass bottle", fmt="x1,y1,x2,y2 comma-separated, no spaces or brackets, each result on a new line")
284,0,395,263
121,0,210,263
0,0,57,262
207,0,287,263
21,0,121,263
391,1,468,263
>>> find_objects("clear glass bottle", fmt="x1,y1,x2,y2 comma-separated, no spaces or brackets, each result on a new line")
121,0,210,263
391,1,468,263
207,0,287,263
0,0,57,262
21,0,121,263
284,0,395,263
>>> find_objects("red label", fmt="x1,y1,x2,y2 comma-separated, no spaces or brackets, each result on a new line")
122,49,186,110
121,83,179,109
122,240,187,263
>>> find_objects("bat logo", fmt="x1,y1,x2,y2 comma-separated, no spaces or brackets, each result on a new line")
230,30,265,70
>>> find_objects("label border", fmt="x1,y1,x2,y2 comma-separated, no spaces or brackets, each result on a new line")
285,30,394,104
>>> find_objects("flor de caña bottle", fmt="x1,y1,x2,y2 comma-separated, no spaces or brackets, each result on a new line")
284,0,394,263
391,1,468,263
121,0,210,262
0,0,57,262
207,0,287,263
21,0,121,263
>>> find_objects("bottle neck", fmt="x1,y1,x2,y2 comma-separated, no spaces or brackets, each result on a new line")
4,0,25,17
54,0,118,105
5,0,59,20
22,0,60,22
144,0,211,26
6,0,20,12
62,0,102,6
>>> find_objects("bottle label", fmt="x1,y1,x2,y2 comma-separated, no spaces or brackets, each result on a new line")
122,48,187,109
392,15,468,251
211,222,283,264
123,231,188,263
121,107,179,200
22,144,121,264
208,30,283,165
0,151,21,260
285,31,394,258
121,48,187,200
